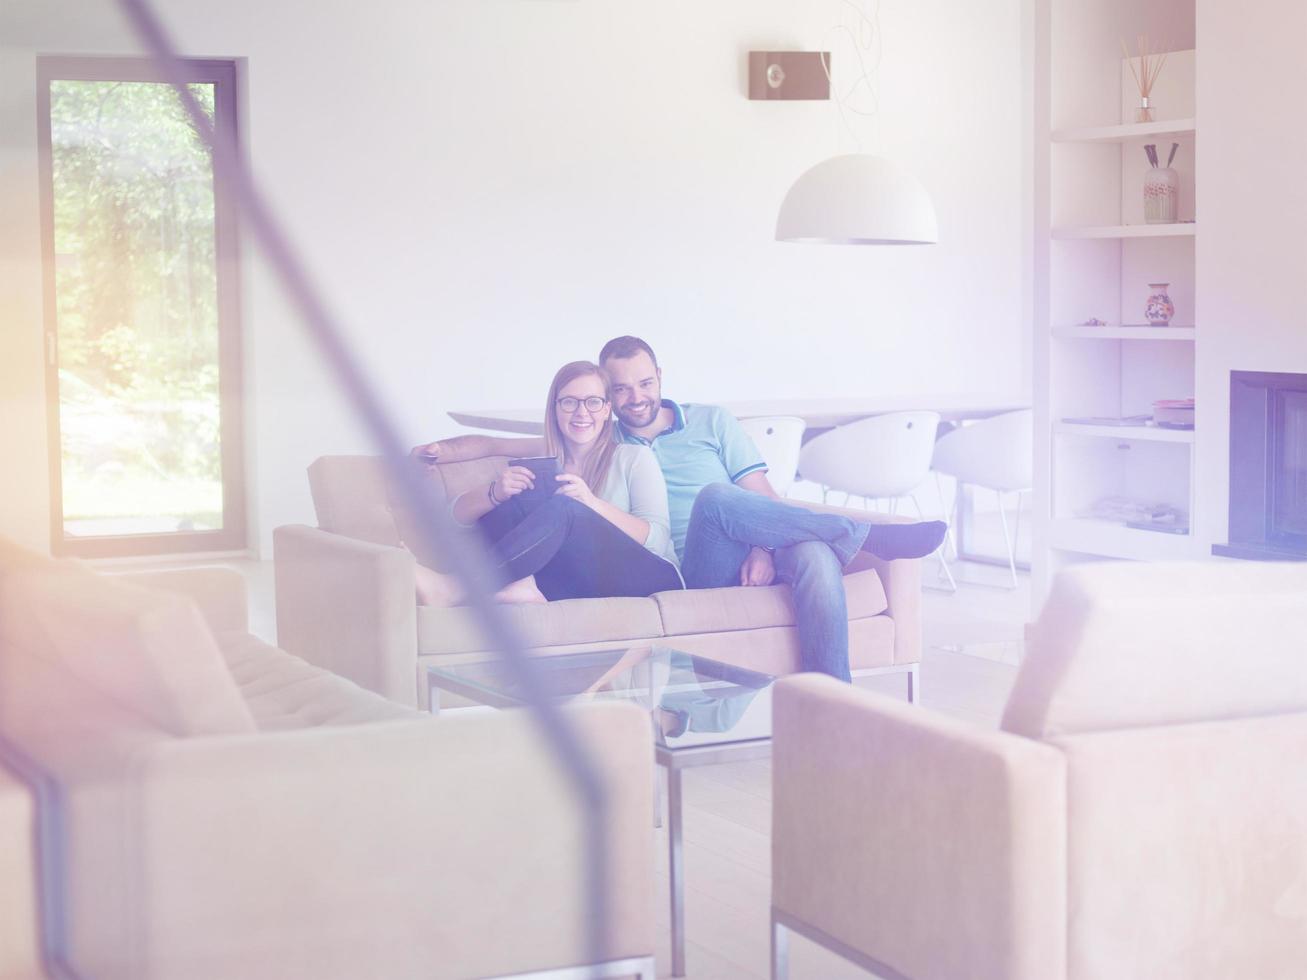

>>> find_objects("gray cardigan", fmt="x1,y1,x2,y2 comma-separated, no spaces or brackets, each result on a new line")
597,443,679,568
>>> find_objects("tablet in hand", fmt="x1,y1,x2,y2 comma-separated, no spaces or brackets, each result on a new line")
509,456,561,500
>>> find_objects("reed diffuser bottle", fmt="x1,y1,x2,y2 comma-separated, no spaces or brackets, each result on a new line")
1124,36,1168,123
1143,142,1179,224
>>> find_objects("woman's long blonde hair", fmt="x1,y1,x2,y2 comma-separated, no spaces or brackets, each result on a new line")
544,360,620,494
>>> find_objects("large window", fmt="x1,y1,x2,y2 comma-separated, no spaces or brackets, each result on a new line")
38,57,244,557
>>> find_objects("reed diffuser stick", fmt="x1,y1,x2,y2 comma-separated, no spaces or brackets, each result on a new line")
1122,35,1170,122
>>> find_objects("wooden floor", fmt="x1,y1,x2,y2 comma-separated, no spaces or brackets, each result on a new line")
230,555,1031,979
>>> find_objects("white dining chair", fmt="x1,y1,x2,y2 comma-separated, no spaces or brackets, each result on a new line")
931,409,1033,589
738,415,806,496
797,411,954,589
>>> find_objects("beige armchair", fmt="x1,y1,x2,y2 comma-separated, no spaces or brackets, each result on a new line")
274,455,923,708
0,541,655,980
771,559,1307,980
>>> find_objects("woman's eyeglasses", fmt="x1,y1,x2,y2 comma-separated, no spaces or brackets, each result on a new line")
556,396,609,414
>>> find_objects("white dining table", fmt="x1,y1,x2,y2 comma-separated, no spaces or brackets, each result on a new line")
448,394,1030,436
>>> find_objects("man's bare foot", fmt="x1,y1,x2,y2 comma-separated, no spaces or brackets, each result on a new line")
494,576,548,605
415,565,465,606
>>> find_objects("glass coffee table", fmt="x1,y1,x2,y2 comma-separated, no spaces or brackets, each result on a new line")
427,646,778,978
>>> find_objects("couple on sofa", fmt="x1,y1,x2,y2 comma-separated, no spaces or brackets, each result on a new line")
412,335,946,681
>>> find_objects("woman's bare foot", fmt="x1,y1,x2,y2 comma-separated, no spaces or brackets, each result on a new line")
415,565,465,607
494,575,548,605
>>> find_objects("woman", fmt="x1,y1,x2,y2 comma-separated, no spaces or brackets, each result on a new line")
417,360,683,605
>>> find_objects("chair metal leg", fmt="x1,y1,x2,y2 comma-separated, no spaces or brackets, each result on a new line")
907,663,921,704
936,471,960,559
653,766,663,829
668,767,686,977
1012,489,1026,559
997,489,1019,589
771,911,790,980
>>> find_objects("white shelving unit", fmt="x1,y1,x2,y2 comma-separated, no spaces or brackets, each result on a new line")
1053,421,1194,443
1051,222,1195,239
1051,325,1195,340
1033,0,1200,600
1052,118,1195,143
1048,517,1198,562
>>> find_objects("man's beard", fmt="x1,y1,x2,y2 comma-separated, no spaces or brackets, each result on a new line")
616,400,658,428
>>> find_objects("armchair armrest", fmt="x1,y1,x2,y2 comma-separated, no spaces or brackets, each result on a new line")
86,704,653,979
773,675,1066,980
273,524,418,706
792,500,922,664
0,767,38,979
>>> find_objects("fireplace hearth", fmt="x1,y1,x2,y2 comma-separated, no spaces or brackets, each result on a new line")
1214,370,1307,560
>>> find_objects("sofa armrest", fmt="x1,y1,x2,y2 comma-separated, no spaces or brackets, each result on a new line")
273,524,418,706
791,500,922,664
111,566,249,634
77,703,653,980
773,675,1066,980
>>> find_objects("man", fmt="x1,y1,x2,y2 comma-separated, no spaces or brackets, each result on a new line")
416,336,945,681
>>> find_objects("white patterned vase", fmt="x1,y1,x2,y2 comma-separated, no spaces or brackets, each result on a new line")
1145,283,1175,325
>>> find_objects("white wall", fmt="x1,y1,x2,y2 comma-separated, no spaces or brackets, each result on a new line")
0,0,1028,556
1194,0,1307,548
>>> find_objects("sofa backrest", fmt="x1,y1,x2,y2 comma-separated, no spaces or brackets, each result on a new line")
1051,712,1307,980
0,546,256,739
308,455,403,545
1002,560,1307,739
308,454,512,550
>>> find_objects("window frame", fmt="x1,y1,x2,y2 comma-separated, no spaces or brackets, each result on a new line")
37,56,247,558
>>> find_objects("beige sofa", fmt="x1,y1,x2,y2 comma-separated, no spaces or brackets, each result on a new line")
771,559,1307,980
274,455,923,708
0,542,654,980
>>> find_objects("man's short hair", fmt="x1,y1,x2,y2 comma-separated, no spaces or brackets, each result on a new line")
598,335,658,368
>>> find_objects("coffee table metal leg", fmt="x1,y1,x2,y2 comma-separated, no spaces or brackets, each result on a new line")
668,765,685,977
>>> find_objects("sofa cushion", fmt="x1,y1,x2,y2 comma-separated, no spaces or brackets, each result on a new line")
418,596,664,656
1,565,256,737
653,567,888,636
664,615,898,676
218,632,417,730
1002,560,1307,739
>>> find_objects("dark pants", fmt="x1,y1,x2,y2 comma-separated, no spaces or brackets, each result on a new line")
477,494,683,601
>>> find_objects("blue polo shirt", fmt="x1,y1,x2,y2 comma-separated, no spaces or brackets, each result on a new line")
616,400,766,558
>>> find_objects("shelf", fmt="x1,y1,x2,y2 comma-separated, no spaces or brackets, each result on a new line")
1052,223,1196,240
1055,422,1194,443
1051,118,1196,143
1052,325,1195,340
1049,518,1201,562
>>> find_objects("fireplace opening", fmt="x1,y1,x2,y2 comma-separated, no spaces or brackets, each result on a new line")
1214,370,1307,560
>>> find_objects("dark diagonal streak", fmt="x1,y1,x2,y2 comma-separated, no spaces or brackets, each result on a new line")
112,0,613,970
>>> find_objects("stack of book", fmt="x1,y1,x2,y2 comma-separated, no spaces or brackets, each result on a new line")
1152,398,1195,429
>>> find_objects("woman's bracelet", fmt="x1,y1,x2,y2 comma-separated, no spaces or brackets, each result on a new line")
487,480,501,506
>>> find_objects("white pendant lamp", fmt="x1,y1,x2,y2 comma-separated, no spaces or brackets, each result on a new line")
776,153,937,245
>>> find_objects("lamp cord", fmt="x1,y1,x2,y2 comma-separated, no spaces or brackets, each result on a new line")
820,0,884,150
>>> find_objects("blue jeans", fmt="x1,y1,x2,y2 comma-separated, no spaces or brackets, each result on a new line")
679,483,871,681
